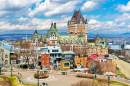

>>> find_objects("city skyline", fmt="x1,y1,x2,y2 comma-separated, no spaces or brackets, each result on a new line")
0,0,130,34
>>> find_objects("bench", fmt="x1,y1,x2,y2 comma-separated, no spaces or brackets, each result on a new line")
42,83,48,86
61,72,67,75
18,72,22,76
44,71,48,74
18,80,24,84
16,76,20,80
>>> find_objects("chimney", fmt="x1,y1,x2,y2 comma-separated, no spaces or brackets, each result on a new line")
54,23,56,29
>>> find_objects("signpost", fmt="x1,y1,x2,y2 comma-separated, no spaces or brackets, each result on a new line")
0,66,1,75
11,64,13,77
95,65,96,79
37,70,39,86
108,75,110,86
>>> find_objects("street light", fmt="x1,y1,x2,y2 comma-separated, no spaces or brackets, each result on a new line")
95,64,96,79
0,66,2,75
37,70,39,86
108,75,110,86
11,64,13,77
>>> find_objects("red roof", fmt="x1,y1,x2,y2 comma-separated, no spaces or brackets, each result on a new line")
88,54,99,61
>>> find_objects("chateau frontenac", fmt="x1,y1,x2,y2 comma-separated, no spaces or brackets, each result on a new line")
29,10,108,57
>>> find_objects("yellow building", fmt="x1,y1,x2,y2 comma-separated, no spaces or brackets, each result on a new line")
60,60,70,71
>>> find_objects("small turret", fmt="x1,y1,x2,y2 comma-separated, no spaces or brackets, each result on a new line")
85,18,87,24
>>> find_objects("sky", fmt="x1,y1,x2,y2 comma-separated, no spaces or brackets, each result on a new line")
0,0,130,35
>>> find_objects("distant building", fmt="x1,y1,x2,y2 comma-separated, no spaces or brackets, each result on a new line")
124,41,130,49
108,42,122,50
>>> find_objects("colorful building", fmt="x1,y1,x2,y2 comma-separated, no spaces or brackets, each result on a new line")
74,56,87,68
87,34,108,57
62,50,75,68
87,54,100,68
41,53,50,68
60,60,70,71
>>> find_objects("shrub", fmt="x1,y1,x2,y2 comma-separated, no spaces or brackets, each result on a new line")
76,73,94,79
71,80,107,86
34,72,49,79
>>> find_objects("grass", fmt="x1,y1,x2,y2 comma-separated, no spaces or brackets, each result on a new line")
116,69,129,79
4,75,41,86
95,78,129,86
0,77,4,82
111,81,130,86
76,74,130,86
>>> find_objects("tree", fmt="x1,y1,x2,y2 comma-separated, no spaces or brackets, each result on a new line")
19,42,31,65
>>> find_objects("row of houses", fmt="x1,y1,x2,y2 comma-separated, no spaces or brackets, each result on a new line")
0,40,116,74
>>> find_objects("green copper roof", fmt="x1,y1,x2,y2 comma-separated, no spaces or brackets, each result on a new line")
31,30,40,41
59,35,84,43
101,36,107,43
79,31,84,37
95,34,100,39
26,34,28,40
41,35,47,42
46,23,58,37
88,43,96,48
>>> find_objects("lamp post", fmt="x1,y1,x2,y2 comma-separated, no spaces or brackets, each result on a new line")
0,66,1,75
11,64,12,77
37,70,39,86
95,64,96,79
108,75,110,86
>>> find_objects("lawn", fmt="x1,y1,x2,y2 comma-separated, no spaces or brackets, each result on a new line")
116,69,129,79
4,75,41,86
95,78,129,86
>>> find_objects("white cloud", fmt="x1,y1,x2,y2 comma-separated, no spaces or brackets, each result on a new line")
81,1,99,12
0,0,42,17
116,1,130,12
28,0,80,17
88,13,130,34
0,16,70,30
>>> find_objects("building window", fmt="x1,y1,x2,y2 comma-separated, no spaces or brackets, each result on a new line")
64,63,69,67
47,60,48,63
52,50,58,52
42,61,44,63
5,60,8,64
5,55,8,58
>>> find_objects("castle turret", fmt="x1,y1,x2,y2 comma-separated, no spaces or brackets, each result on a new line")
67,9,88,42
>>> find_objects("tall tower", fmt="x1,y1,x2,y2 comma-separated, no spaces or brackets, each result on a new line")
67,10,88,42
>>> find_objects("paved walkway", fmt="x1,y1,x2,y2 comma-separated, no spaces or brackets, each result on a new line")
110,54,130,79
2,72,91,86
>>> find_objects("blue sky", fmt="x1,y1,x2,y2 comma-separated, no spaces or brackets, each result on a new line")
0,0,130,34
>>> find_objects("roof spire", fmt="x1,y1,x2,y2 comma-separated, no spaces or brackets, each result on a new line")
85,18,87,24
79,30,84,37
